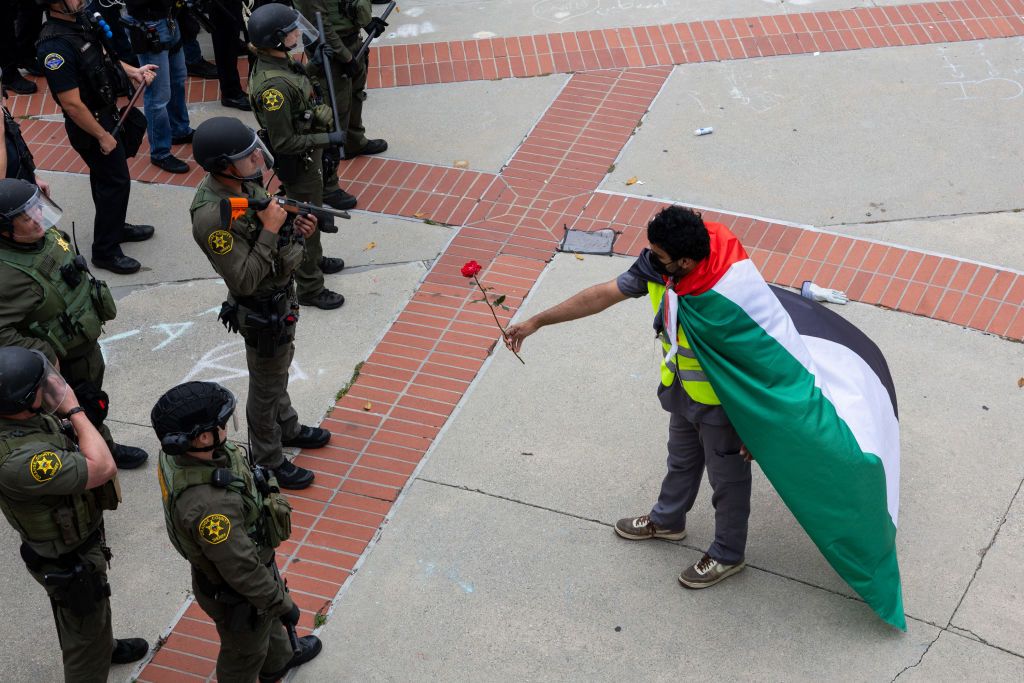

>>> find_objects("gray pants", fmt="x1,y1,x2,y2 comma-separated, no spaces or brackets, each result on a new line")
649,412,751,564
246,340,301,469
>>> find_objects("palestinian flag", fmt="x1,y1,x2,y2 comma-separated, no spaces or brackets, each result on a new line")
661,222,904,629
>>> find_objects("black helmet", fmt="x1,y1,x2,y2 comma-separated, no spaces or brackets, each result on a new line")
192,117,274,178
248,3,317,51
0,179,63,233
151,382,236,455
0,346,46,414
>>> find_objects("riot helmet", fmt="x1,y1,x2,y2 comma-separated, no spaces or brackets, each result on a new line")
151,382,237,455
247,3,318,53
192,117,275,180
0,346,70,416
0,179,63,243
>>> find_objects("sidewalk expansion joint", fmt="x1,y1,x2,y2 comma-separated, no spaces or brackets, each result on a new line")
823,207,1024,228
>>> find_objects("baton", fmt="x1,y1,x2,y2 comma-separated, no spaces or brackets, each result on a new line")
285,621,301,653
110,83,146,138
314,12,342,137
352,1,397,65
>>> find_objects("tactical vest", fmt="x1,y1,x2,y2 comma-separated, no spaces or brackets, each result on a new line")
647,281,720,405
250,60,321,133
0,416,105,557
0,228,113,359
37,18,126,113
157,442,264,579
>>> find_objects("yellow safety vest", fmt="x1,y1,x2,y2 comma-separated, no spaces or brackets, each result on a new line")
647,281,720,405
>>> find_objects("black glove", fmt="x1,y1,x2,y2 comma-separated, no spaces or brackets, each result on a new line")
365,17,388,37
280,602,300,627
327,130,345,147
340,58,362,79
319,43,334,63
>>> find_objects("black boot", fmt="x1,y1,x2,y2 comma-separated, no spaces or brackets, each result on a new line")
111,638,149,664
323,187,357,211
319,257,345,274
298,289,345,310
344,139,388,160
258,636,323,682
273,460,315,490
282,425,331,449
112,444,149,470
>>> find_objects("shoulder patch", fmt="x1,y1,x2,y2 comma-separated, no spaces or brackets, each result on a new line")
261,88,285,111
207,230,234,255
43,53,65,71
199,513,231,544
29,451,62,482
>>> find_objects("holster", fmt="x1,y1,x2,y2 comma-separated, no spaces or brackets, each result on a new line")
237,290,295,358
194,569,257,632
21,532,108,618
43,562,110,617
322,145,341,183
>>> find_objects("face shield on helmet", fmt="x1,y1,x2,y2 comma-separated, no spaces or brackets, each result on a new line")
223,134,275,181
35,352,72,417
282,13,319,54
2,187,63,243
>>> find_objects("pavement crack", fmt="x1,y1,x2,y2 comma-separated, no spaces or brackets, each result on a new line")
417,477,609,526
946,474,1023,627
892,631,941,681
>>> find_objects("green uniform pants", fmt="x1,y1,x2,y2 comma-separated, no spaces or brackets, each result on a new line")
61,344,115,450
336,35,370,159
27,543,114,683
282,150,326,300
192,576,293,682
246,338,301,469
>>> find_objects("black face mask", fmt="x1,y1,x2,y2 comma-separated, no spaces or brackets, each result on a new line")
647,250,680,278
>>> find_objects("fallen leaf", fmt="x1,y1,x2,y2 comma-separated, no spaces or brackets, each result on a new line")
574,253,584,260
413,211,428,219
453,160,470,169
625,176,638,185
363,402,373,411
1018,377,1024,388
364,241,376,250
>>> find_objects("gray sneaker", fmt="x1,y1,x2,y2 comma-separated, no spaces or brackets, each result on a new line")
614,514,686,541
678,553,746,589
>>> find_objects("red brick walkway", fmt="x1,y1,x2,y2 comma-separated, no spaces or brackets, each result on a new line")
12,2,1020,680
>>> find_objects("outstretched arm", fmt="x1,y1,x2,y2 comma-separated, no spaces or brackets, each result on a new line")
504,279,627,353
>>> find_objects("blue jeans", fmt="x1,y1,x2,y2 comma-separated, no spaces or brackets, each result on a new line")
134,19,191,161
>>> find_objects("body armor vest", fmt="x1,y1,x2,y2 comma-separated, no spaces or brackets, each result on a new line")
0,416,106,557
0,228,113,359
157,443,264,580
38,19,126,113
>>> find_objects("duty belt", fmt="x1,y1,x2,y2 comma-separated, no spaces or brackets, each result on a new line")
19,528,101,573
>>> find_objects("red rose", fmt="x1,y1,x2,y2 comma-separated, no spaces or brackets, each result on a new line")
461,260,482,278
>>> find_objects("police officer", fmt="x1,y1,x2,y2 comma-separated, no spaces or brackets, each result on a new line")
151,381,322,683
0,345,148,681
247,3,345,311
293,0,388,164
35,0,158,275
190,116,328,490
2,69,50,193
0,178,149,469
